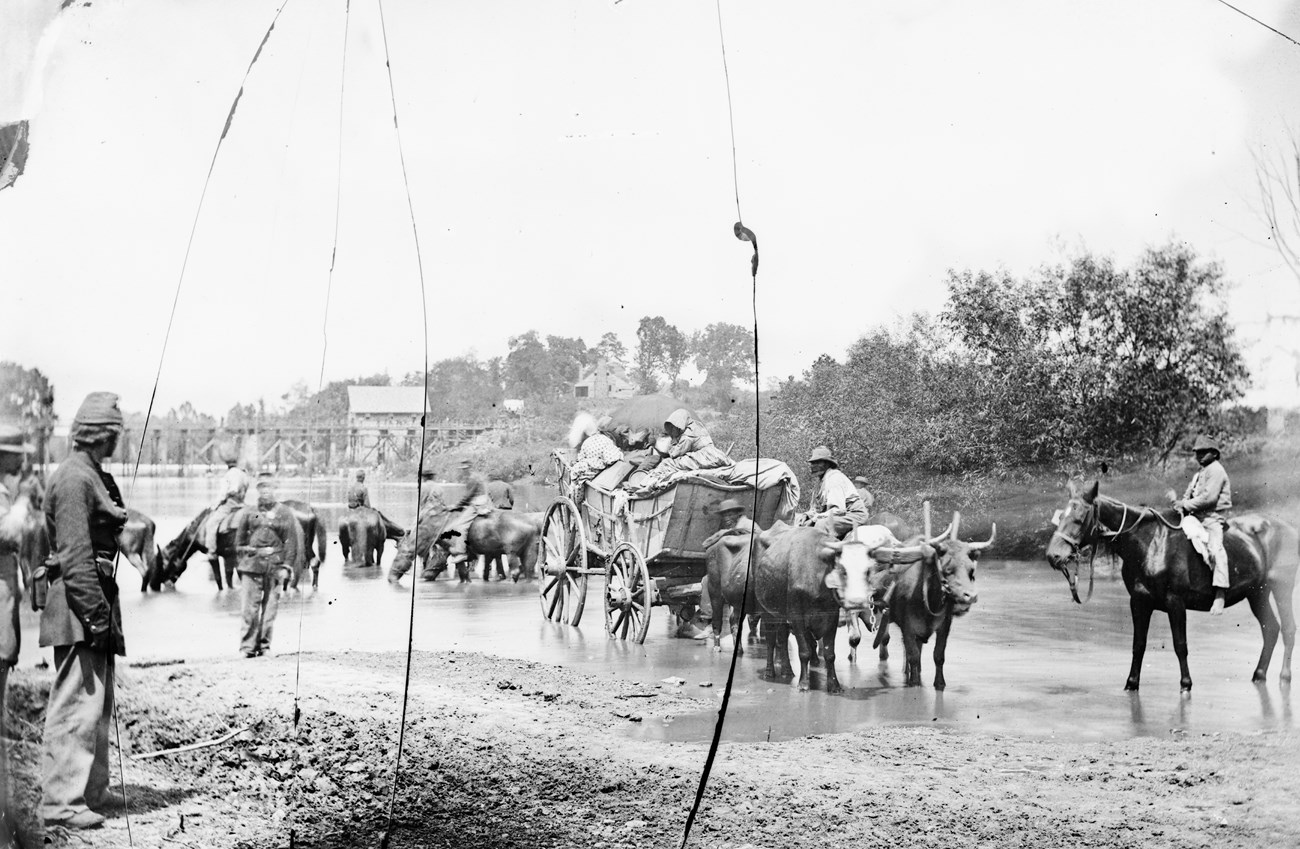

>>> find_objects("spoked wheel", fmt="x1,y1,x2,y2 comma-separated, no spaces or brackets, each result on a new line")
605,543,652,644
538,497,589,626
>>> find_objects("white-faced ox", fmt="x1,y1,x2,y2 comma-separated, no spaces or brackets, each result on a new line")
867,513,995,689
753,522,876,693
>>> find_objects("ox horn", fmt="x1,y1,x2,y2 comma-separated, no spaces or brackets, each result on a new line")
967,523,997,552
949,511,961,541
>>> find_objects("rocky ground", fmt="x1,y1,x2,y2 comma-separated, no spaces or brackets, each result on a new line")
4,650,1299,849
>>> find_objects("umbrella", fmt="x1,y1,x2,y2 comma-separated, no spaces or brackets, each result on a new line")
602,394,694,436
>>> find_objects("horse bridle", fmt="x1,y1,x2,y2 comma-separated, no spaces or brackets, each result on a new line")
1051,498,1144,603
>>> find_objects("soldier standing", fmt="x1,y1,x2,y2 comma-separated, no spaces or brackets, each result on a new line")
234,473,301,657
0,426,34,837
39,392,129,831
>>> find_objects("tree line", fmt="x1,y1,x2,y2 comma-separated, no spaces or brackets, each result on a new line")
717,242,1251,491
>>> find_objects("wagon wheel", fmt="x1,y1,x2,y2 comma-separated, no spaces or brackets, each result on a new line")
538,497,589,626
605,543,652,644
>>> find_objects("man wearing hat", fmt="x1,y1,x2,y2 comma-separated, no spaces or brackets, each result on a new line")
805,446,869,539
39,392,129,830
204,450,251,575
234,473,301,656
0,425,34,836
1173,435,1233,615
347,469,371,509
443,459,492,581
687,498,758,641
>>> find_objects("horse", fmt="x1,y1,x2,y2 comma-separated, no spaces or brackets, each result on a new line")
3,481,165,592
1045,479,1298,691
160,500,327,590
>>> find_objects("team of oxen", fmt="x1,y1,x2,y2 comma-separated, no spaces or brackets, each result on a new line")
705,506,993,692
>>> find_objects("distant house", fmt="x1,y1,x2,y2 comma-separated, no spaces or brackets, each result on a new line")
573,359,636,400
346,386,428,429
346,386,427,464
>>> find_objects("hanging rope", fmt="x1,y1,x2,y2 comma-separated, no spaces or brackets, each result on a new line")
102,6,295,845
371,0,434,843
681,2,760,845
292,0,353,734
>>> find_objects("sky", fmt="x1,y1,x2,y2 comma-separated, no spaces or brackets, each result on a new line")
3,0,1300,422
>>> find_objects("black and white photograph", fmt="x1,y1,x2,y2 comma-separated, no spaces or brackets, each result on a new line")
2,0,1300,846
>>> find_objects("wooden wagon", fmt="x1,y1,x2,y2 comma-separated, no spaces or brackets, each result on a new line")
537,453,794,643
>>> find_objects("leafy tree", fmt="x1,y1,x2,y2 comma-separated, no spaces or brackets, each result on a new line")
504,331,549,398
591,331,628,367
634,316,688,394
546,335,588,390
692,322,756,406
943,241,1249,460
281,374,391,425
0,361,54,423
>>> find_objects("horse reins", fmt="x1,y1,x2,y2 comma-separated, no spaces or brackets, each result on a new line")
1052,497,1153,603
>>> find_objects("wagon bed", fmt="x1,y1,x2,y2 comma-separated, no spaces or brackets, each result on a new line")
537,453,796,643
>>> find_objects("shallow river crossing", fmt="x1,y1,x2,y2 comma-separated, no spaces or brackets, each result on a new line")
16,475,1297,744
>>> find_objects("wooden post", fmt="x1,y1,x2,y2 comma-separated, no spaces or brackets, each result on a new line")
922,500,932,539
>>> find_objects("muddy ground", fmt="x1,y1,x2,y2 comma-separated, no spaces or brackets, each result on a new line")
4,650,1299,849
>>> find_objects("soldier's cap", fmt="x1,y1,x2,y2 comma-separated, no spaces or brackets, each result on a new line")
0,425,34,454
853,475,869,485
255,471,275,483
1191,435,1221,455
717,498,745,514
72,391,124,428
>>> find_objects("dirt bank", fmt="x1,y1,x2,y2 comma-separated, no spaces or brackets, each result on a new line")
6,651,1300,848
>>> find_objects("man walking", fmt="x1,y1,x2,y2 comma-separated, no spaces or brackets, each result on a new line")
40,392,129,831
234,474,301,657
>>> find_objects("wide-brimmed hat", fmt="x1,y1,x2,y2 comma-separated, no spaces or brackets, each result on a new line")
1191,435,1221,455
852,475,869,486
0,425,34,454
807,446,838,467
717,498,745,514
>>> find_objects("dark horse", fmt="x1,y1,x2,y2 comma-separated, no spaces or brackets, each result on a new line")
160,501,327,590
1046,479,1298,691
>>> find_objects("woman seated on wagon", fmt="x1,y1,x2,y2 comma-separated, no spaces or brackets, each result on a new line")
627,409,732,494
567,413,624,484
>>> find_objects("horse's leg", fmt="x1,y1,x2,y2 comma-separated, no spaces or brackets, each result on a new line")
1167,597,1193,692
211,556,224,591
1125,596,1153,691
933,613,953,690
1274,579,1297,683
1247,589,1281,683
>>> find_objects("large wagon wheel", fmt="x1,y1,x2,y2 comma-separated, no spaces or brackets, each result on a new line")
605,543,652,644
538,497,589,626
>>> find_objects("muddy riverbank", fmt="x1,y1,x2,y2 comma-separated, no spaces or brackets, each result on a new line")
7,650,1300,849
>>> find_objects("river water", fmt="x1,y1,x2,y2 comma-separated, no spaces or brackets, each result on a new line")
15,475,1297,744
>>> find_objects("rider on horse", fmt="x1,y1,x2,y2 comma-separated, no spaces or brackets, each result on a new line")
206,449,250,573
1173,435,1232,615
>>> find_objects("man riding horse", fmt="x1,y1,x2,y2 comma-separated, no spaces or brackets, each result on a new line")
1172,435,1232,615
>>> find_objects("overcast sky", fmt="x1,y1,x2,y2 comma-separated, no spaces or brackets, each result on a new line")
4,0,1300,422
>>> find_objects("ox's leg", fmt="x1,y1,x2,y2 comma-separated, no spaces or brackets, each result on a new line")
761,618,786,680
746,613,760,644
1273,579,1297,683
1247,589,1281,683
818,620,842,694
1125,596,1153,691
847,612,862,664
933,614,953,690
1166,596,1193,692
791,621,816,692
902,628,923,687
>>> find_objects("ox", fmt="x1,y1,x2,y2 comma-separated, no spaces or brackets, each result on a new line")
867,512,995,688
753,522,875,693
705,532,762,653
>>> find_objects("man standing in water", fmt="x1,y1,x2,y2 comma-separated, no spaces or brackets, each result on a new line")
40,392,129,831
234,473,301,657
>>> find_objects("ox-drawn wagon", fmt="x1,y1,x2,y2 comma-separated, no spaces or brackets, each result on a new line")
537,452,798,643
